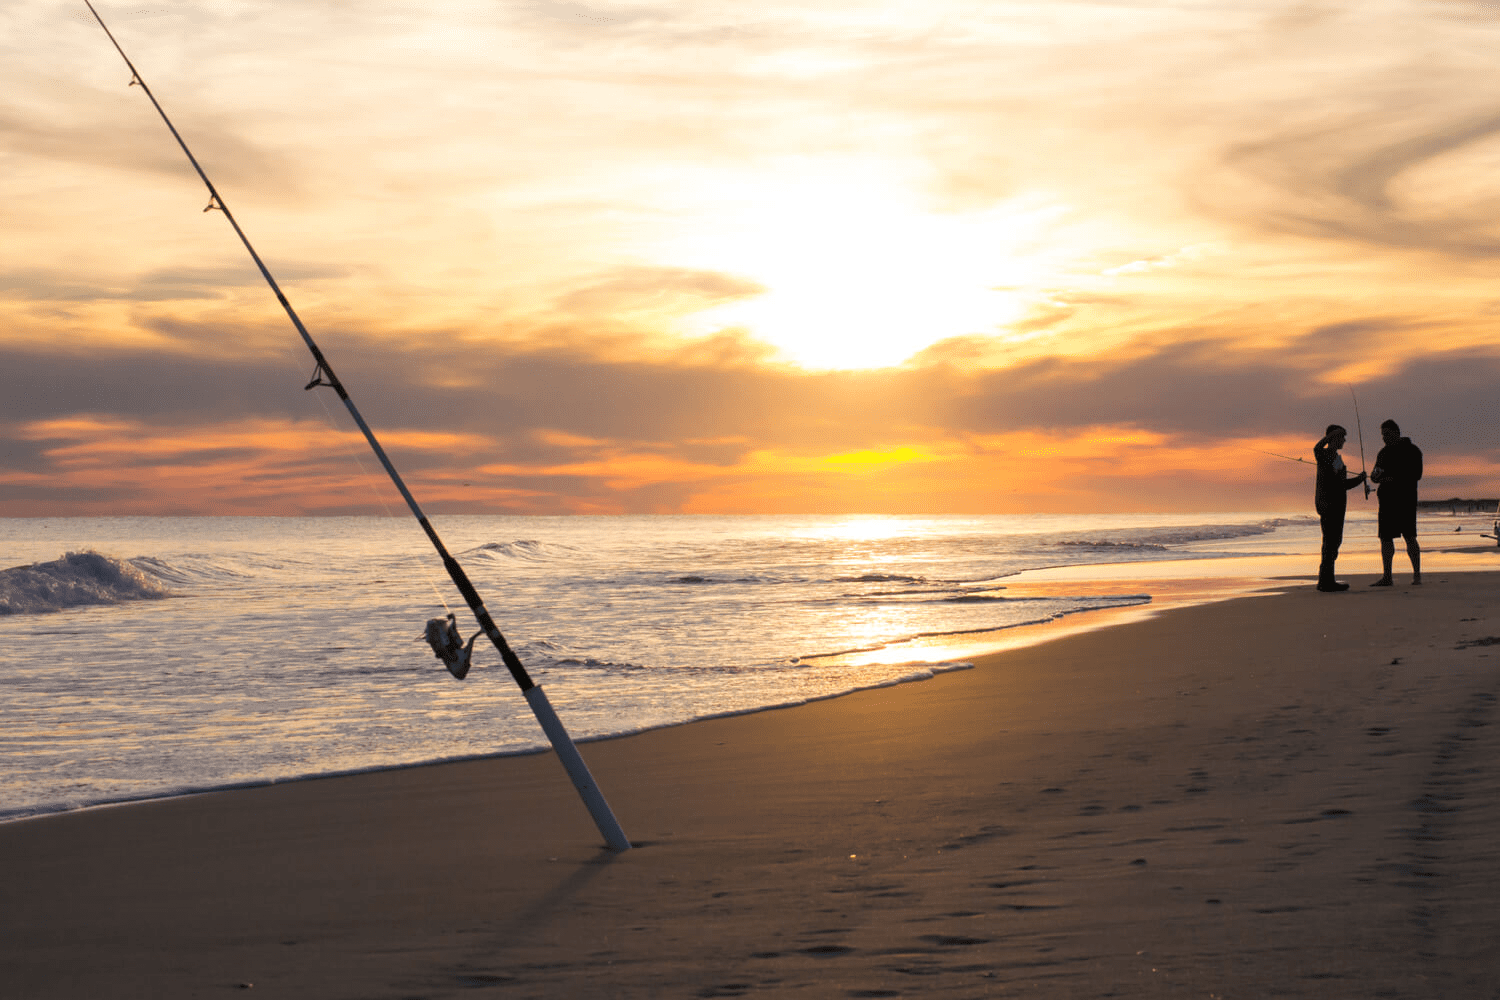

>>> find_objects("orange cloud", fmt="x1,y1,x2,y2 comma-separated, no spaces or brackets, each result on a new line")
1,416,498,516
0,406,1473,517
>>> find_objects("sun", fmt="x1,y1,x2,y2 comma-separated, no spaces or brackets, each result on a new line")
657,163,1065,369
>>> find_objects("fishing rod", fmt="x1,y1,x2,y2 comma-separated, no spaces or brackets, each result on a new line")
1244,446,1309,465
1350,385,1370,498
84,1,631,852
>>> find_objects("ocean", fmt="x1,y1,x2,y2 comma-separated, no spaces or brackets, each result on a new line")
0,512,1320,822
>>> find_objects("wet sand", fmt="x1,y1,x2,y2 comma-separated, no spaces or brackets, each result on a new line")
5,567,1500,998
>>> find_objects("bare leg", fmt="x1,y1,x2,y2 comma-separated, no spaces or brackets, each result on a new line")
1408,538,1421,584
1375,537,1395,585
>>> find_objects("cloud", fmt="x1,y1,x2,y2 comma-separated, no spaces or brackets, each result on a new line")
0,264,338,303
5,307,1496,447
4,302,1498,514
0,91,300,199
1219,109,1500,258
549,266,766,317
7,1,1500,513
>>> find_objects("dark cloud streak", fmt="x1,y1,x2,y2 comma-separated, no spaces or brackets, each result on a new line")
1218,107,1500,258
6,320,1498,456
0,98,299,198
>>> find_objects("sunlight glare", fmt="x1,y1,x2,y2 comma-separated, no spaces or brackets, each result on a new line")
803,515,921,542
663,167,1065,369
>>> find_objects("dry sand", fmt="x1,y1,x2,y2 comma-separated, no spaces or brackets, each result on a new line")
5,568,1500,998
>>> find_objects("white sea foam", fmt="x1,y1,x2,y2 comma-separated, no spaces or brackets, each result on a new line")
0,551,173,615
1058,517,1301,550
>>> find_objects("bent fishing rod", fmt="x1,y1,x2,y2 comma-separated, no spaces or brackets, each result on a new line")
85,1,630,852
1350,385,1371,498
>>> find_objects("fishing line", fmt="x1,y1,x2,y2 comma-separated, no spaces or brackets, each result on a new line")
85,1,630,850
299,370,456,616
250,314,458,614
1243,445,1309,465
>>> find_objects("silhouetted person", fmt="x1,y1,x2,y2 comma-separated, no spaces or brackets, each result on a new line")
1313,424,1366,592
1370,419,1422,586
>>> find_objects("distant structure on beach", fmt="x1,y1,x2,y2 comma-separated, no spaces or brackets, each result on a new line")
1417,498,1500,515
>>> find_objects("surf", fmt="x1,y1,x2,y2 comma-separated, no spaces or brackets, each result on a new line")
0,551,173,616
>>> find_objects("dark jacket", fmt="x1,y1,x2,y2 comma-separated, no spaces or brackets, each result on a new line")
1314,440,1362,512
1373,437,1423,506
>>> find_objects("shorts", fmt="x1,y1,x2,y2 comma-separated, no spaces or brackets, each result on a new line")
1378,501,1417,540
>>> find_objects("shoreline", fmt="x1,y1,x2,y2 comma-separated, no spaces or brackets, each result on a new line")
0,553,1286,827
7,564,1500,995
5,538,1487,828
0,658,978,829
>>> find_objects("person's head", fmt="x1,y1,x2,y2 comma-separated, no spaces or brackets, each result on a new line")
1326,424,1347,448
1381,419,1400,445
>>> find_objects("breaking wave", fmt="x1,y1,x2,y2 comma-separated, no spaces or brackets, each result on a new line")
1129,518,1301,546
1057,540,1170,551
1057,518,1305,551
0,551,174,616
835,572,929,584
462,540,576,562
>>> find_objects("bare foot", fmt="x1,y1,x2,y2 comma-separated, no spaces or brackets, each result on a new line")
1370,578,1393,587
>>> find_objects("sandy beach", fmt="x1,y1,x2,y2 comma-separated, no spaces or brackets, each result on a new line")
6,564,1500,998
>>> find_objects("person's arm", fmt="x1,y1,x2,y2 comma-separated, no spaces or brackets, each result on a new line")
1344,471,1367,491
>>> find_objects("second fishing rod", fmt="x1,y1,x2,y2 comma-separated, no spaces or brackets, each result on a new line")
1251,389,1372,491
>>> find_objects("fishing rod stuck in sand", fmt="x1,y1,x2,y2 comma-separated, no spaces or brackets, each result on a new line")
84,0,631,852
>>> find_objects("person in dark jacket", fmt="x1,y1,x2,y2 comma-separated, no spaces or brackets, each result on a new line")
1370,419,1423,586
1313,424,1367,592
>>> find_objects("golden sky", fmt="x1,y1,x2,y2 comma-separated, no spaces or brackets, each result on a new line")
4,1,1499,515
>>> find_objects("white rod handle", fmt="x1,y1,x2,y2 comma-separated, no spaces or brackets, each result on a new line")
524,685,632,852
